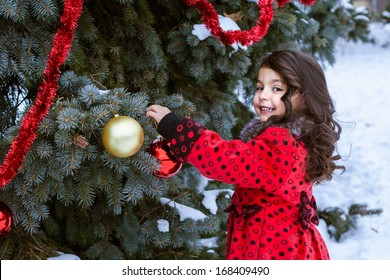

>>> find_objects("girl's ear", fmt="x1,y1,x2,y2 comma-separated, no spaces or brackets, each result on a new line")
291,90,301,96
291,91,306,110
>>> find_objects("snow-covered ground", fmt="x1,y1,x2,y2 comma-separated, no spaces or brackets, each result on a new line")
314,22,390,259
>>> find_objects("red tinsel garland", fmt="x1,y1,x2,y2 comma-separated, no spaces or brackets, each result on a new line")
0,0,84,188
182,0,274,46
181,0,316,46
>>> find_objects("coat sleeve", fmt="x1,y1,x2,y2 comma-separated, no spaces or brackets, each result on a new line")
159,115,306,191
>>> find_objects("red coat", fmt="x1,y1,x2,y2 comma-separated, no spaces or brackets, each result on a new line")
159,115,330,260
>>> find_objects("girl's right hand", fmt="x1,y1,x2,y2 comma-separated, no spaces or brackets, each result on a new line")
146,105,171,124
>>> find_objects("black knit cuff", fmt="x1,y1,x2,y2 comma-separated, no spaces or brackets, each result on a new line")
168,117,207,162
157,112,181,140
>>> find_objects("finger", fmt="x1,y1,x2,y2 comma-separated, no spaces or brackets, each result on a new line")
147,104,162,112
146,110,156,119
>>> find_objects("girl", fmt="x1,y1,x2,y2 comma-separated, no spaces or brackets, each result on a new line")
146,50,344,260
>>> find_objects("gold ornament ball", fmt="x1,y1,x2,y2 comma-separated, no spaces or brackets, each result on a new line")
102,115,144,158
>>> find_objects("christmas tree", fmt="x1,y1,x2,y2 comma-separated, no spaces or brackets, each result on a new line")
0,0,370,259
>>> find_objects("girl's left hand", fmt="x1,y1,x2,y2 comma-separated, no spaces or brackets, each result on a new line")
146,105,171,124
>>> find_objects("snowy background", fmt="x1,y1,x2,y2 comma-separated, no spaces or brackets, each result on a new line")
313,21,390,260
49,22,390,260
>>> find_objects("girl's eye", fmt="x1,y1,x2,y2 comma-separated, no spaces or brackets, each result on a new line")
273,87,283,92
256,86,264,91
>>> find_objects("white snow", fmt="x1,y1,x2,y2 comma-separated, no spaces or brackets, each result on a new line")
192,15,248,52
157,219,170,233
202,189,234,214
300,18,309,24
47,252,80,260
198,236,219,249
160,197,207,221
354,15,370,22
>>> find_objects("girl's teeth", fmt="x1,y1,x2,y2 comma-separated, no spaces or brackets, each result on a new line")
261,107,273,112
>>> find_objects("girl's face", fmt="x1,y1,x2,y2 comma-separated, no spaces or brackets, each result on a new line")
253,67,287,122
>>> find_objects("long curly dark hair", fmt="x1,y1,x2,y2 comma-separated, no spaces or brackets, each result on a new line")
259,50,345,183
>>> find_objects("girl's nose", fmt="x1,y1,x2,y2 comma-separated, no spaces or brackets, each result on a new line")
259,88,270,101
